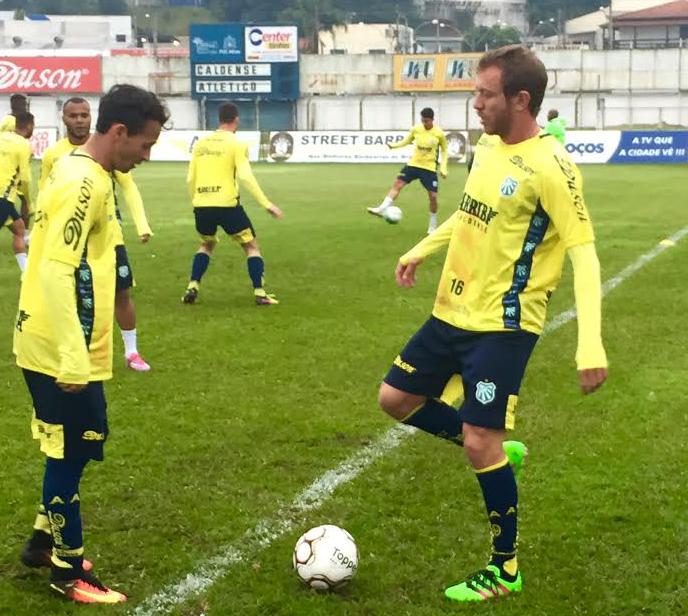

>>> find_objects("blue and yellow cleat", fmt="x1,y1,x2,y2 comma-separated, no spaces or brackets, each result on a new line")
445,565,522,603
503,440,528,479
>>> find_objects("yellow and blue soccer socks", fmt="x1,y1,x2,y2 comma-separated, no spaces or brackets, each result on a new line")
475,458,519,581
247,255,264,289
43,457,88,573
190,252,210,283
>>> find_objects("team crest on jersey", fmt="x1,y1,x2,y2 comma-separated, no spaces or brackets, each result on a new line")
475,380,496,405
500,176,519,197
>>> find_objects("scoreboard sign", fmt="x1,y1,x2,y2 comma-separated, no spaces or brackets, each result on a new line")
190,23,298,100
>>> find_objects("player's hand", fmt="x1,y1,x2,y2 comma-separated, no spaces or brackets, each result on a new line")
267,204,284,219
578,367,607,394
440,170,448,179
396,258,423,288
139,233,151,243
56,381,86,393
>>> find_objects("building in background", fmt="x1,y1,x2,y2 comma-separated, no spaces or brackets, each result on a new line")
318,23,414,55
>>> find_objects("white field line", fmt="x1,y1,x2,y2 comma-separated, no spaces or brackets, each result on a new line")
131,229,687,616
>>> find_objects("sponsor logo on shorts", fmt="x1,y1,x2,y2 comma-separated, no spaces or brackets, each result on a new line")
118,265,130,279
393,355,416,374
82,430,105,441
475,380,496,405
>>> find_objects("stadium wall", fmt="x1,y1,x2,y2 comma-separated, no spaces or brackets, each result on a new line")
2,49,688,131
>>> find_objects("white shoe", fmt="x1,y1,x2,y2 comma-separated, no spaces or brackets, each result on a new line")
367,205,387,217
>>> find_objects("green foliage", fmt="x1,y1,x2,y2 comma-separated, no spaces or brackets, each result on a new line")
0,162,687,615
462,24,522,51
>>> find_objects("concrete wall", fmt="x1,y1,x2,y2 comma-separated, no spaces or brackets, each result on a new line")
2,48,687,131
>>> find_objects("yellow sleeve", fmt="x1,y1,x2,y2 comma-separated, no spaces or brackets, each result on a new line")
389,129,414,150
44,175,107,267
540,154,595,249
438,131,448,176
236,143,271,209
568,242,608,370
18,140,32,211
186,149,197,200
40,259,90,383
399,211,457,264
115,171,152,236
0,115,15,132
39,148,56,191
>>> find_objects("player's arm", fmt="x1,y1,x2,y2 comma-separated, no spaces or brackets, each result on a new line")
396,211,458,287
39,148,55,191
18,140,32,212
568,242,607,393
42,176,107,389
540,155,607,393
40,259,91,388
388,129,414,150
438,131,449,178
114,170,152,241
236,143,282,218
186,149,197,200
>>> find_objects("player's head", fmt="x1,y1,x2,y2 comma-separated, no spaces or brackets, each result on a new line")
474,45,547,138
218,102,239,130
62,97,91,143
95,84,168,172
14,111,34,139
547,108,559,121
10,93,28,114
420,107,434,129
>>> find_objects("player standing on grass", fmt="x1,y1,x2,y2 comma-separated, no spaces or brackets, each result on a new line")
376,45,608,603
182,101,283,306
367,107,448,234
0,111,33,272
40,97,154,372
14,84,167,604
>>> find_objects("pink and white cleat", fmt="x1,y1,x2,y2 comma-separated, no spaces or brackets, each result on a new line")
126,353,151,372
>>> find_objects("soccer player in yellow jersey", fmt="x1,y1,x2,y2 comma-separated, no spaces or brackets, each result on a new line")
41,97,154,372
376,46,608,603
0,110,34,272
182,101,283,305
0,93,29,132
14,84,167,605
368,107,448,234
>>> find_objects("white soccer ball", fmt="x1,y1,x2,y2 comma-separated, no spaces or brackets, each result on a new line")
383,205,403,224
292,524,359,590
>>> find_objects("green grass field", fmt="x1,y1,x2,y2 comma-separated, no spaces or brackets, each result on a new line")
0,162,686,615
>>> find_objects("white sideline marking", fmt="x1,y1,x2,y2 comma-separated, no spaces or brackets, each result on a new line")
131,229,687,615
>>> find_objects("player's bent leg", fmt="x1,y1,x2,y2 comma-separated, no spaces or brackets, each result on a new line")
11,218,27,272
447,423,520,602
183,241,215,304
240,239,279,305
368,180,406,216
378,382,426,421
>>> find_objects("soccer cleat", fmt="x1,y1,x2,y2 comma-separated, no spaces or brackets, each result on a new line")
445,565,522,603
50,569,126,604
255,290,279,305
181,287,198,304
503,440,528,479
367,205,387,217
126,352,151,372
21,532,93,572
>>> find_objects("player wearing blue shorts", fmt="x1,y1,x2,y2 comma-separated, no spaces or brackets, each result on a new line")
377,45,608,603
14,84,167,604
368,107,448,234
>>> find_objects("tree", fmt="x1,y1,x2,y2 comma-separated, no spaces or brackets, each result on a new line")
279,0,346,53
462,25,521,52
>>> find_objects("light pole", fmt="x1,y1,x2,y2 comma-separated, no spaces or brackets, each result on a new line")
145,12,158,56
432,18,444,53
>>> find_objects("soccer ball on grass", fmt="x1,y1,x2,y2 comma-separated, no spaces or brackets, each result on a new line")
292,524,359,590
383,205,403,224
